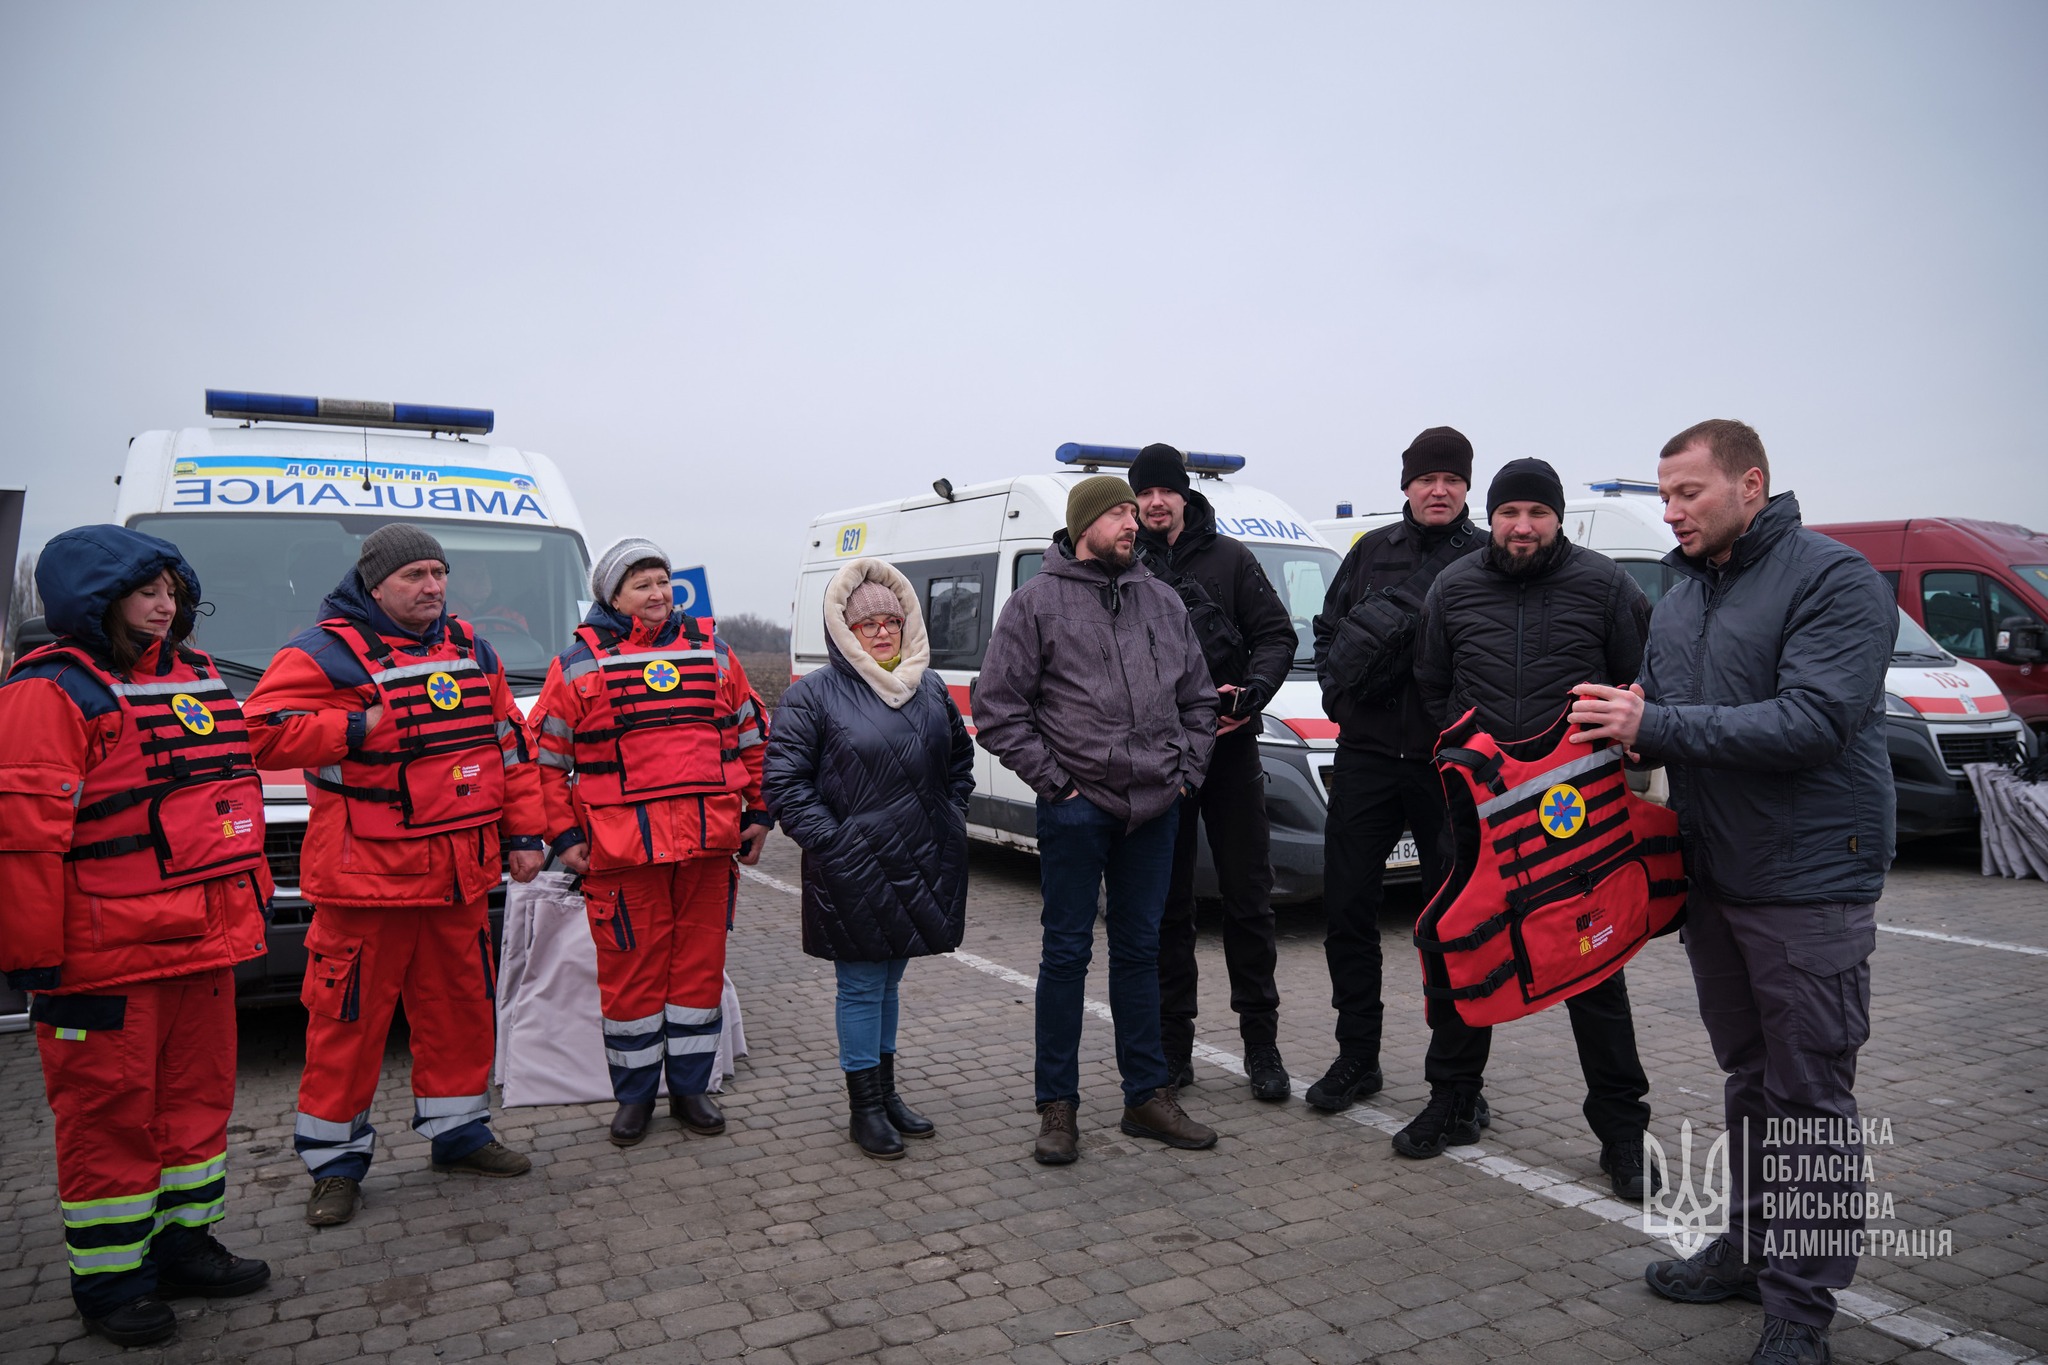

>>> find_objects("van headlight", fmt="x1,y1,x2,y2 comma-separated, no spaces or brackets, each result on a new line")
1884,693,1917,718
1259,713,1307,747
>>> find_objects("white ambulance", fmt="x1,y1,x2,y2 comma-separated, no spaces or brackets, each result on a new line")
110,391,595,999
791,443,1418,903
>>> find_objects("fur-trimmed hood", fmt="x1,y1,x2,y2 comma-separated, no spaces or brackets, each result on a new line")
824,558,929,709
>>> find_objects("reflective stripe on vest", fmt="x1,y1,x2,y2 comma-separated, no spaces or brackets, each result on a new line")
565,616,745,805
9,643,267,895
1413,709,1687,1029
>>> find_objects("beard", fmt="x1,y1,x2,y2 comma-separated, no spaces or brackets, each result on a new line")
1083,528,1136,571
1486,533,1561,578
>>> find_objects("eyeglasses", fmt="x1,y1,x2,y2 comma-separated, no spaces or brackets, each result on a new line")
853,616,905,639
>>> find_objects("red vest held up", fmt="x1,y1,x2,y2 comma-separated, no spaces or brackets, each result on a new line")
1415,709,1687,1028
566,617,745,806
308,617,507,839
16,643,269,897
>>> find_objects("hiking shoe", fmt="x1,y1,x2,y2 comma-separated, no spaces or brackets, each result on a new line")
155,1232,271,1298
1644,1235,1762,1304
1034,1100,1078,1165
83,1295,176,1347
1391,1088,1488,1158
1121,1091,1218,1150
1751,1314,1831,1364
1244,1043,1291,1102
1305,1055,1383,1112
304,1175,360,1227
432,1140,532,1178
1602,1136,1663,1201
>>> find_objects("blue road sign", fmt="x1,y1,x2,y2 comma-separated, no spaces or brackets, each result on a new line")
672,565,715,617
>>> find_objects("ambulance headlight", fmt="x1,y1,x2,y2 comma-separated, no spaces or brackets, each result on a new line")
1259,713,1307,747
1884,693,1916,718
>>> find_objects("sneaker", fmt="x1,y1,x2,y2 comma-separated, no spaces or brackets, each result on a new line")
83,1295,176,1348
1644,1235,1763,1304
1601,1137,1663,1201
1750,1314,1831,1364
1304,1055,1383,1113
1244,1043,1291,1102
1121,1091,1218,1150
155,1231,271,1298
431,1140,532,1177
1034,1100,1078,1165
1391,1088,1488,1158
304,1175,360,1227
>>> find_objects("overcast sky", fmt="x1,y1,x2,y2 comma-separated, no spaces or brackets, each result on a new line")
3,2,2043,619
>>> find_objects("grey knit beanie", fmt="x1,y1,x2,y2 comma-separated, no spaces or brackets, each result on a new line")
357,524,447,590
592,536,670,604
844,580,901,624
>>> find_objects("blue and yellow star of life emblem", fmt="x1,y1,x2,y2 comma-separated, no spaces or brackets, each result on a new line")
426,672,463,710
1541,783,1587,839
171,693,216,736
643,660,680,693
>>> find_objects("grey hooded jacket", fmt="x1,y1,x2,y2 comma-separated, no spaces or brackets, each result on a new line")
976,533,1218,830
1635,493,1896,905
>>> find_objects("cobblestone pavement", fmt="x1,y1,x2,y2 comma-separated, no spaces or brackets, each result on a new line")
2,836,2043,1365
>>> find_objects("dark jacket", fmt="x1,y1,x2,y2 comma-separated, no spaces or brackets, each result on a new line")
1134,489,1296,715
976,532,1217,829
1417,535,1651,739
1635,493,1896,905
763,636,975,962
1312,507,1483,760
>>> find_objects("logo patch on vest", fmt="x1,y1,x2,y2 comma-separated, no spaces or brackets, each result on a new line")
1540,783,1587,839
170,694,216,735
426,672,463,710
643,660,680,693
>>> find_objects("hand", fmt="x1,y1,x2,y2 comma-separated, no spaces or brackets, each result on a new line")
736,824,769,866
1567,682,1646,750
556,844,590,875
363,704,385,733
507,850,545,883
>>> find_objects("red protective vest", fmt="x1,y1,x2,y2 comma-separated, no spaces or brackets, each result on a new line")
565,617,747,806
1415,709,1687,1028
12,643,268,897
306,617,507,839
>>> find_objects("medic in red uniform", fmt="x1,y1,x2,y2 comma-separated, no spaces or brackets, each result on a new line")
242,524,547,1228
527,537,771,1147
0,526,273,1348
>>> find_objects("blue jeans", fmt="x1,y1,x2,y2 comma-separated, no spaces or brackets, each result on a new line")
835,958,908,1072
1033,794,1178,1109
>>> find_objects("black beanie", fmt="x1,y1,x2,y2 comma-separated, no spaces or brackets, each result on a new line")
1128,443,1192,497
1486,458,1566,518
1399,427,1474,490
357,523,447,589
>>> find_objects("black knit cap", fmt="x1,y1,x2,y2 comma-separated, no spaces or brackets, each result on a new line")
357,523,448,589
1486,458,1566,518
1399,427,1474,490
1127,443,1192,497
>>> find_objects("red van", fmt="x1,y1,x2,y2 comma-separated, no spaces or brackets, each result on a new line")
1811,518,2048,741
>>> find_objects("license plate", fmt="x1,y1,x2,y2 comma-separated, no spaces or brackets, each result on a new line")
1387,836,1419,868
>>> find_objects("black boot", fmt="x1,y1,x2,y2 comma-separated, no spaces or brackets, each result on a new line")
878,1054,935,1138
1161,1018,1196,1090
609,1102,654,1147
846,1066,905,1160
82,1295,176,1347
154,1227,271,1299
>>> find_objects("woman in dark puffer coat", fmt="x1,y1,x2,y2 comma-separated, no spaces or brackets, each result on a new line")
763,558,974,1159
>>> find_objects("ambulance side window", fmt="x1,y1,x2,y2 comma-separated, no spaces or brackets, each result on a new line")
1014,551,1044,588
898,553,997,671
1618,560,1675,605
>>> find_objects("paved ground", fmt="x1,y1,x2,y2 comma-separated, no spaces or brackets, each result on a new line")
1,835,2043,1365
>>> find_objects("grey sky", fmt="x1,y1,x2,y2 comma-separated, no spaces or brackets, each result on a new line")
3,2,2043,620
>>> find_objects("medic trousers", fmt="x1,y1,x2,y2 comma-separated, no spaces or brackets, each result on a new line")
33,966,236,1317
582,857,735,1105
294,896,499,1182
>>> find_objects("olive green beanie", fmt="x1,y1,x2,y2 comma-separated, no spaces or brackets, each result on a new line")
1064,475,1139,543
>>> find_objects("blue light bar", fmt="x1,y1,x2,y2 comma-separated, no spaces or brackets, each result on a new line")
204,389,494,435
1054,442,1246,475
1587,477,1660,496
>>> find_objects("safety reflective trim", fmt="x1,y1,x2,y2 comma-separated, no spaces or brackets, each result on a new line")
295,1109,372,1142
606,1042,665,1069
160,1153,227,1190
735,729,764,751
53,1027,87,1041
537,749,575,770
156,1196,225,1228
664,1004,720,1026
665,1034,720,1056
300,1140,374,1174
61,1190,159,1227
315,764,345,783
495,720,515,738
371,657,485,684
502,749,525,768
415,1093,488,1118
598,649,716,666
1474,749,1622,819
562,656,602,682
605,1010,665,1036
541,716,574,739
69,1237,152,1274
735,700,757,723
109,678,233,699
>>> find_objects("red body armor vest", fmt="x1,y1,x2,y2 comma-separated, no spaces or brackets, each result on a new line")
1415,709,1688,1028
15,643,269,897
566,617,744,806
308,617,506,839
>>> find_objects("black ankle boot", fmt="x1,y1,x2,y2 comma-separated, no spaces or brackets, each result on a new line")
846,1066,905,1160
878,1054,935,1138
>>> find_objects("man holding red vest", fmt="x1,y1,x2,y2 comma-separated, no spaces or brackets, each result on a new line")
245,524,547,1228
527,537,771,1146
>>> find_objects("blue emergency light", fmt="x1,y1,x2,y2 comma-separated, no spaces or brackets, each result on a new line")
1054,442,1246,475
1587,478,1660,497
204,389,495,435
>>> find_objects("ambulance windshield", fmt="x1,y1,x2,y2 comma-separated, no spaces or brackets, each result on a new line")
1247,543,1342,670
127,514,591,688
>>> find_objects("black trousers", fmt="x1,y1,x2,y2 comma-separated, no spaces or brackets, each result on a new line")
1423,970,1653,1146
1321,749,1448,1061
1159,728,1281,1057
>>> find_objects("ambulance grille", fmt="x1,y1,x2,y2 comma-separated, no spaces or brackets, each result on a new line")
1936,732,2021,771
264,824,304,888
